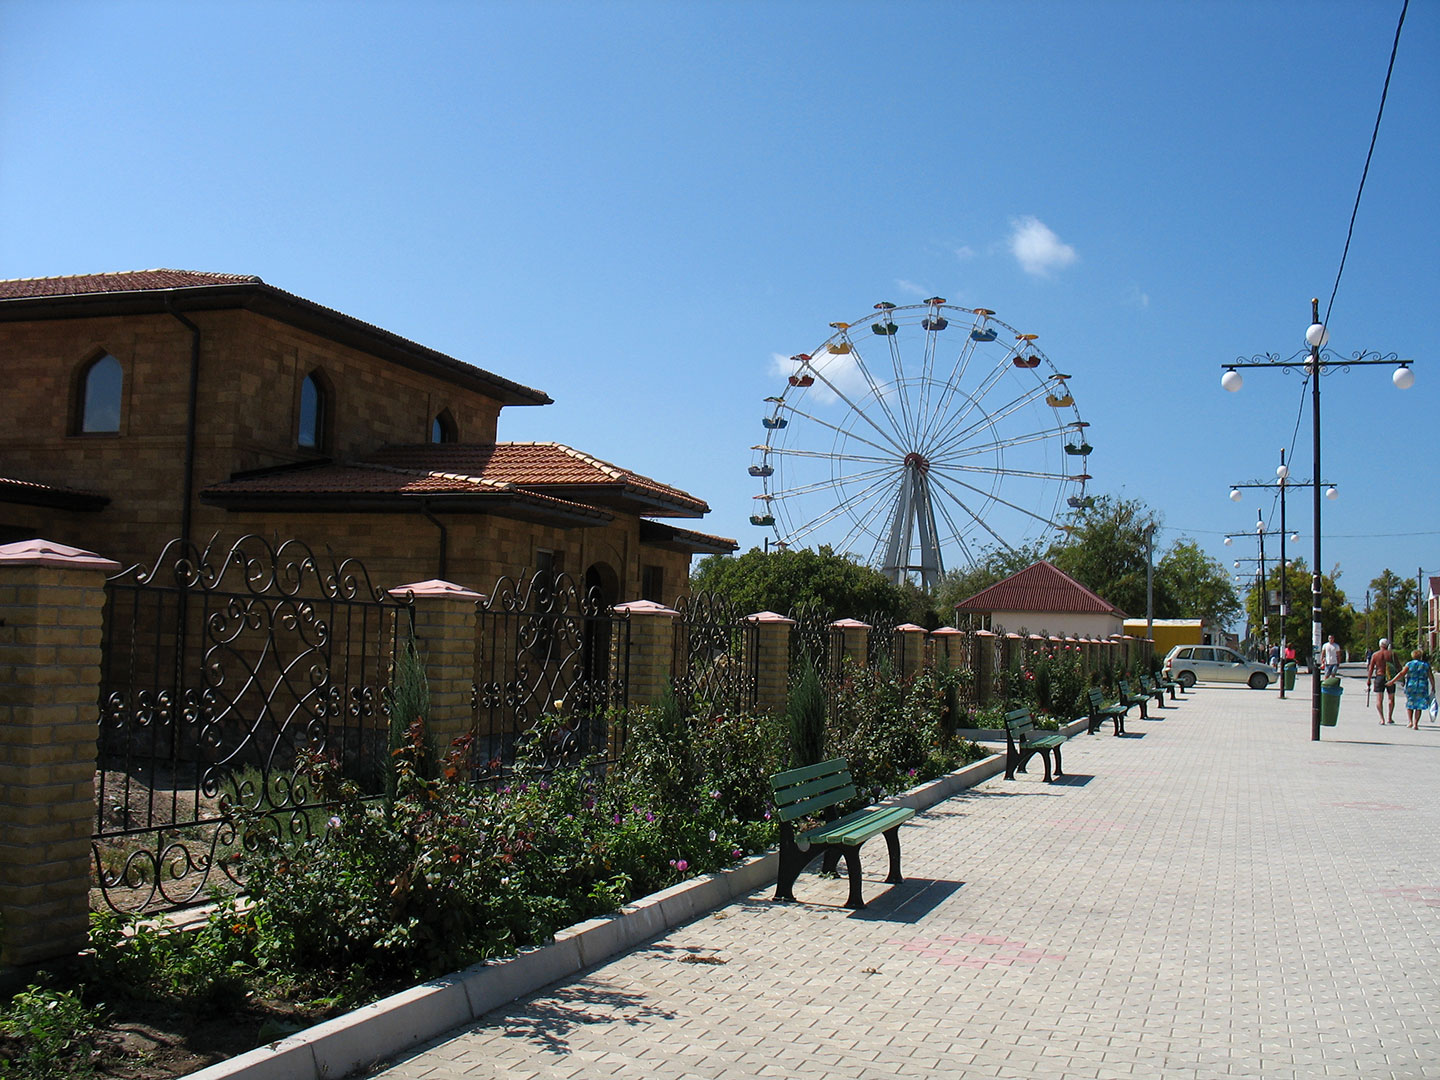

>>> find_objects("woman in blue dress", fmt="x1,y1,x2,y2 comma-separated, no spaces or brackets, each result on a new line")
1387,649,1435,730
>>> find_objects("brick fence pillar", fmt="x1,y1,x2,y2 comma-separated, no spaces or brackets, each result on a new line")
612,600,679,709
746,611,794,716
388,579,484,750
973,630,995,706
830,619,871,670
895,623,927,678
0,539,120,967
931,627,966,671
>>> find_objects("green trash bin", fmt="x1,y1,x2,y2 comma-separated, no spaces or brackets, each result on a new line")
1320,675,1342,726
1283,662,1297,691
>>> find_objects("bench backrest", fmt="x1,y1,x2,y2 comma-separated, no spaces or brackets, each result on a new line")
1139,674,1155,691
770,758,856,822
1118,678,1134,695
1004,707,1037,742
1087,687,1106,710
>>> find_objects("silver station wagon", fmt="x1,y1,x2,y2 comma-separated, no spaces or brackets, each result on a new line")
1163,645,1274,689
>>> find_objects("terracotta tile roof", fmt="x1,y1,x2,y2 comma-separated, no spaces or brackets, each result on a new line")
0,269,261,299
367,443,710,515
201,461,607,521
0,270,549,407
638,519,738,555
954,560,1125,617
0,475,109,510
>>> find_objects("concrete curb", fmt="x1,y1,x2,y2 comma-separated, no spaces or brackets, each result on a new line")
183,752,1003,1080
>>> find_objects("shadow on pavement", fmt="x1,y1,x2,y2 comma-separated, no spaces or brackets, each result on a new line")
849,878,964,923
1049,773,1094,786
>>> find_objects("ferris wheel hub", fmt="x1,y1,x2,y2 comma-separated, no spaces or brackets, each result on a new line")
903,452,930,472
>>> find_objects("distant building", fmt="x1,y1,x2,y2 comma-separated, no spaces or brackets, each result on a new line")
1122,618,1227,656
953,560,1126,638
0,270,734,601
1427,576,1440,655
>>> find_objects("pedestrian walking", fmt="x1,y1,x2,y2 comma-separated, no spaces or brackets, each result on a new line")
1269,644,1281,671
1367,638,1397,724
1321,635,1342,678
1386,649,1435,730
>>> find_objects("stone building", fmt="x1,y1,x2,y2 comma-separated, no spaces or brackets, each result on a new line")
0,270,733,601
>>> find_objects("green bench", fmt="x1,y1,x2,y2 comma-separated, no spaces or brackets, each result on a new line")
1152,668,1183,699
1086,687,1128,735
770,757,916,910
1137,673,1167,709
1004,707,1067,783
1116,678,1151,720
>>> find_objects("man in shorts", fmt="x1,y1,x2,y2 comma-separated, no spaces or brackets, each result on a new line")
1322,635,1342,677
1368,638,1397,724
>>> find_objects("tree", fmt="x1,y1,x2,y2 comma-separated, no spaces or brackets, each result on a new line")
1154,540,1240,626
1245,559,1353,663
1368,569,1419,649
1047,494,1165,618
690,546,909,622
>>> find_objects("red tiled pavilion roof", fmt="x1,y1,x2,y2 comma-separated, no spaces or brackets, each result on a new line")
367,443,710,516
954,560,1125,617
201,460,610,526
203,442,713,523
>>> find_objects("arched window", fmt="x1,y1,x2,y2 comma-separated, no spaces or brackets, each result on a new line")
298,370,329,450
78,353,123,434
430,409,457,444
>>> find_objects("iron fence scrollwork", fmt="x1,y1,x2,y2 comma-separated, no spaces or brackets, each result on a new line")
671,591,758,714
93,535,409,915
470,571,630,778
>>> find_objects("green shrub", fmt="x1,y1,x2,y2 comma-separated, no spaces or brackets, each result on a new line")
785,659,827,768
0,983,103,1080
87,905,253,1006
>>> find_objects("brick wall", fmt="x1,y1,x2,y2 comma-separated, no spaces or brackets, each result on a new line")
0,310,699,601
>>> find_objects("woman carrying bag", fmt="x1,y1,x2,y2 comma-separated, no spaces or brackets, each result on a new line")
1387,649,1436,730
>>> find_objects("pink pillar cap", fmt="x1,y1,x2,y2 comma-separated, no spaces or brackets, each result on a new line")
746,610,796,625
0,538,119,572
389,579,486,601
613,600,680,617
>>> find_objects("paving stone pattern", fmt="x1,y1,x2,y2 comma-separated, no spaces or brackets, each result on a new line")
368,681,1440,1079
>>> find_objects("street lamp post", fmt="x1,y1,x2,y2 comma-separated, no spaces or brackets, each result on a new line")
1221,298,1415,741
1228,453,1327,700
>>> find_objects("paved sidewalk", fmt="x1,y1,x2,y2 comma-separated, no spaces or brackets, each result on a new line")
367,682,1440,1080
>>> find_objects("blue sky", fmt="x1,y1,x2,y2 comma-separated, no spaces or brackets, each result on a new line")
3,0,1436,626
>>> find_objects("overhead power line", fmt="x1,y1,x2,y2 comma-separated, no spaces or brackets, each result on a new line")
1322,0,1410,327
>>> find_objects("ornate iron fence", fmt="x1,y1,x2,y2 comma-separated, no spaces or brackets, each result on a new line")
787,601,839,688
671,591,758,713
470,571,629,778
864,610,898,670
93,536,409,915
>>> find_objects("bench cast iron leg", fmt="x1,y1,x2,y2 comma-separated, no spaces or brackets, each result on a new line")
1039,748,1053,783
883,827,903,884
1052,745,1063,779
842,847,866,909
775,829,819,903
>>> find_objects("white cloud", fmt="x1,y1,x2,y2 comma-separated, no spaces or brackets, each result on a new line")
894,279,929,297
953,244,976,260
1008,216,1077,277
1124,285,1151,308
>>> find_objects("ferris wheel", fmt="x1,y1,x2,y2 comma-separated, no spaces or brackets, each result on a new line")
749,298,1092,591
